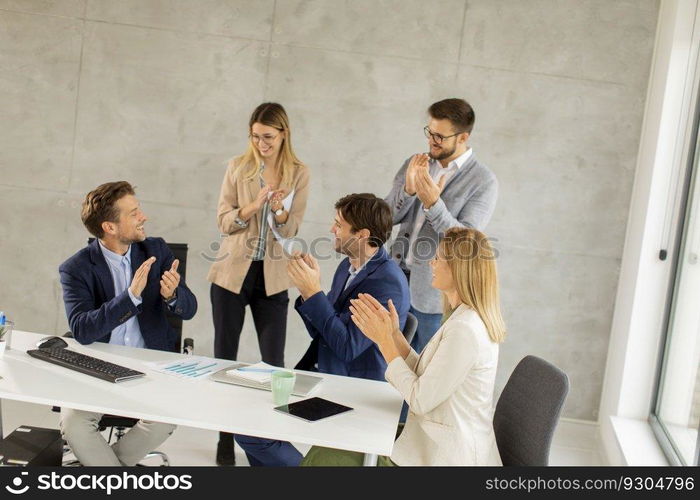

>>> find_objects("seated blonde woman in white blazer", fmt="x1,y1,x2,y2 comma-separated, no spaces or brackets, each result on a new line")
301,227,506,466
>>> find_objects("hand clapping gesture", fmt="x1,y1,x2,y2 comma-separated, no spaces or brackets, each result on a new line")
415,165,446,209
349,293,400,347
405,153,429,195
254,185,272,210
129,256,156,299
269,188,289,213
160,259,180,301
287,252,322,300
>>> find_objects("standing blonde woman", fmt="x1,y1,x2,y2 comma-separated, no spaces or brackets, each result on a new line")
207,103,309,465
302,227,505,466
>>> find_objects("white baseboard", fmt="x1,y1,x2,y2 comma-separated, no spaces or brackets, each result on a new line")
553,418,600,450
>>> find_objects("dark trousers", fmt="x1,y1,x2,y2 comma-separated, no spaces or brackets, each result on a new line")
211,261,288,366
234,435,302,467
211,260,289,455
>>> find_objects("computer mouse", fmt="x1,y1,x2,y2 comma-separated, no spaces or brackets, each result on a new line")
36,336,69,349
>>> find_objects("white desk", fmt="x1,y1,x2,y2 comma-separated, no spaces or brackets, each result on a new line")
0,331,403,466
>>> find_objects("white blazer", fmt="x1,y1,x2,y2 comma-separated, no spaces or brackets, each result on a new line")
385,304,502,466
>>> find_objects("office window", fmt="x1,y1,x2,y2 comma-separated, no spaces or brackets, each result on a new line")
651,127,700,466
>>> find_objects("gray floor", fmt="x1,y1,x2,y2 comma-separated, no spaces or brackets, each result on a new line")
1,399,603,466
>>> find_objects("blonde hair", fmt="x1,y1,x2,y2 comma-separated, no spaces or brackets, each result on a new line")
439,227,506,343
233,102,304,188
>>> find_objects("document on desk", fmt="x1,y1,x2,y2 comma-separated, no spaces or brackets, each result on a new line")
145,356,231,380
225,361,279,383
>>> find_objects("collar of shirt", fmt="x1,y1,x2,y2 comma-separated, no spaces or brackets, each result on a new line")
344,253,374,291
99,240,132,270
430,147,473,175
348,258,369,278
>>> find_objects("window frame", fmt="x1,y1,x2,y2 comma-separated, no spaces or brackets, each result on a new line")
649,81,700,466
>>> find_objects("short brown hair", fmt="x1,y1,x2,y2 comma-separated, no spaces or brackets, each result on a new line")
428,98,475,134
81,181,135,238
334,193,392,248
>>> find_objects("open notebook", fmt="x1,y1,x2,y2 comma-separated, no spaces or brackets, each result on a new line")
210,362,322,397
225,361,277,384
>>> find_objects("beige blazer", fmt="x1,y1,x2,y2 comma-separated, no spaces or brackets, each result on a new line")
385,304,502,466
206,158,310,296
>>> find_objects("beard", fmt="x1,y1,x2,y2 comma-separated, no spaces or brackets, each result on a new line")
429,143,456,161
334,236,358,257
118,235,144,245
117,228,146,245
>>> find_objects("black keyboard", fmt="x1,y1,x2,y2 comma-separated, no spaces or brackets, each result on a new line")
27,348,146,383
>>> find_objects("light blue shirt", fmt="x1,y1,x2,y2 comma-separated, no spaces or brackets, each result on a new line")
344,258,370,291
99,241,146,348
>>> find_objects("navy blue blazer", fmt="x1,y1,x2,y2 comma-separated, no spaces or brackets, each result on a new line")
294,247,410,381
59,237,197,352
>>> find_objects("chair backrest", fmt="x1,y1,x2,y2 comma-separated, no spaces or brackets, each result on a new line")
493,355,569,466
86,238,188,353
402,311,418,345
164,243,188,353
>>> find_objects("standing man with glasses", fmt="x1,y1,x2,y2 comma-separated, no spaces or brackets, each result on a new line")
385,98,498,356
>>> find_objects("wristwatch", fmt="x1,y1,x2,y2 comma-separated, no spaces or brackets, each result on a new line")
163,290,177,304
274,207,285,216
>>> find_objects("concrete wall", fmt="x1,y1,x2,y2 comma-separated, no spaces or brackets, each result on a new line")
0,0,659,420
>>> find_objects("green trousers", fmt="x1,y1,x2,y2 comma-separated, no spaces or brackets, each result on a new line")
301,446,397,466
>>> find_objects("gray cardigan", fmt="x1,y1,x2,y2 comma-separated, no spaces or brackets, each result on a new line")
385,154,498,314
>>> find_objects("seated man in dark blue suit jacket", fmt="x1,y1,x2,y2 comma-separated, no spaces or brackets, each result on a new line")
236,193,410,466
58,181,197,466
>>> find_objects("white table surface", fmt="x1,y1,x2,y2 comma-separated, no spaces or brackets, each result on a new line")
0,331,403,457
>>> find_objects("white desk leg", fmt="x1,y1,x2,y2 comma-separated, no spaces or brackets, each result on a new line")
363,453,378,466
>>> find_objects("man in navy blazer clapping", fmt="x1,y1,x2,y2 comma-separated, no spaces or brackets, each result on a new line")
58,181,197,466
236,193,410,466
291,193,410,380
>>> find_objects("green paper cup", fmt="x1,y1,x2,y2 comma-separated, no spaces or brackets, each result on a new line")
271,370,296,406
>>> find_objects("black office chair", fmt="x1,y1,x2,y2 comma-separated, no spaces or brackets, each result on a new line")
59,240,193,466
402,312,418,345
162,242,188,354
492,355,569,465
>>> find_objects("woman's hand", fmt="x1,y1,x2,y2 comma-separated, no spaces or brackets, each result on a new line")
350,293,397,347
351,294,407,363
359,293,401,334
269,188,290,212
254,185,272,210
239,185,271,221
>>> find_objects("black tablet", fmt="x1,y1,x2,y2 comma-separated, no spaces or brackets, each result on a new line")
274,397,353,422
